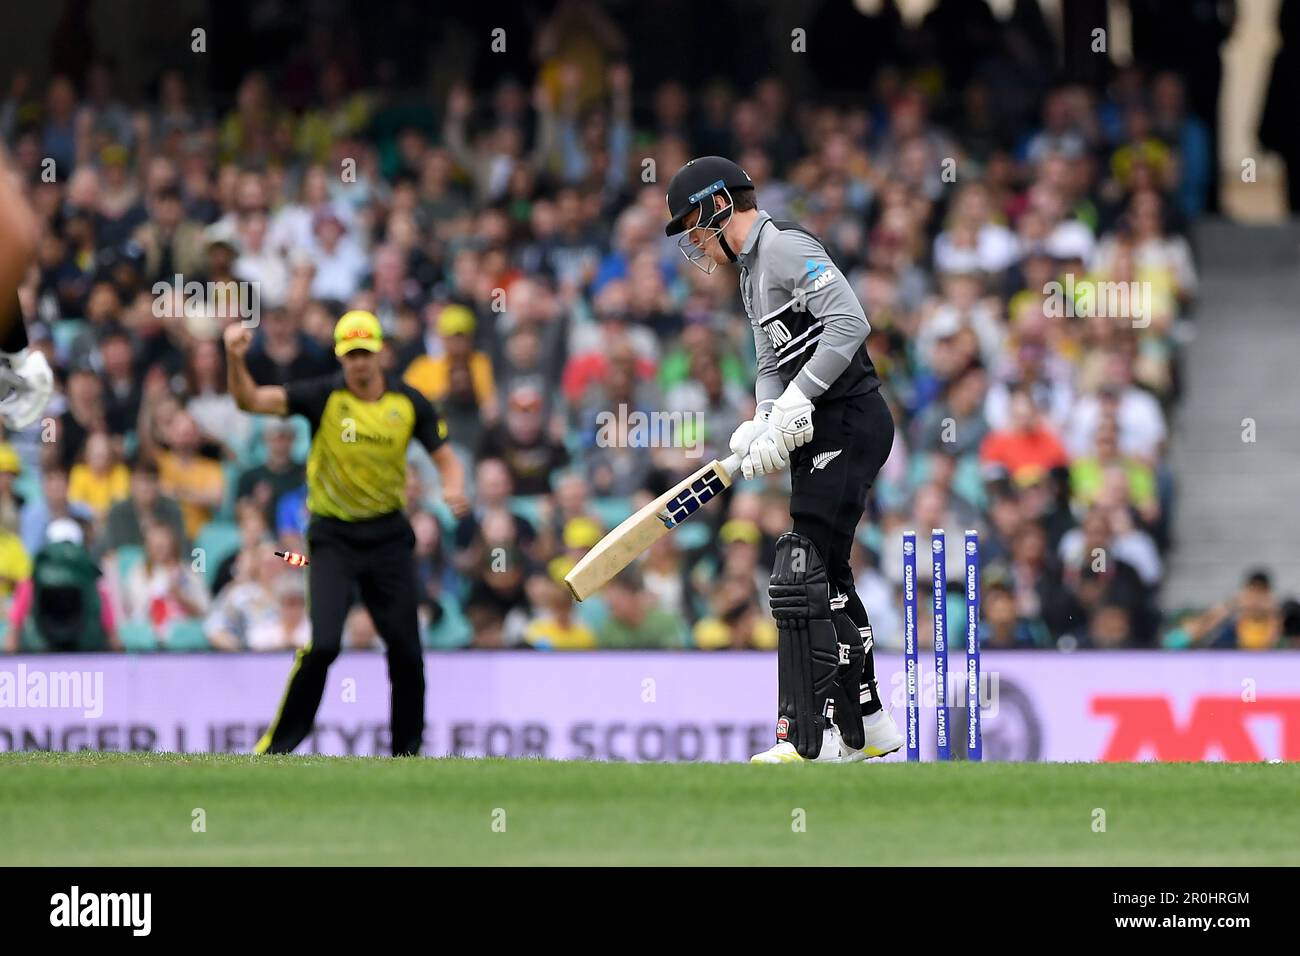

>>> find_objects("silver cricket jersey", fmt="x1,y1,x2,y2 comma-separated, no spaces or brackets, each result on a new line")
735,211,879,409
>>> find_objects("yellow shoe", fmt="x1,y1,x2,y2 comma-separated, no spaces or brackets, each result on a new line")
750,729,841,764
838,709,904,762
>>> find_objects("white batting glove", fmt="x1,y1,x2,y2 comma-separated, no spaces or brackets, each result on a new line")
768,381,814,452
0,349,53,429
728,414,768,460
741,427,791,480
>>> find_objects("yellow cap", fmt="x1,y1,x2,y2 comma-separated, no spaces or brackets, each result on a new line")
692,618,731,650
563,516,603,550
547,554,577,584
0,443,19,475
334,310,383,356
99,143,129,167
437,304,476,337
1012,464,1047,488
720,519,760,545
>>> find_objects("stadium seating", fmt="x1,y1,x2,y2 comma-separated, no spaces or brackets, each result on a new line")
193,521,241,588
164,618,211,651
424,596,472,649
118,620,159,653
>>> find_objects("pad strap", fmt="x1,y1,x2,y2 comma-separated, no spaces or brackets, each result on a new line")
832,612,866,750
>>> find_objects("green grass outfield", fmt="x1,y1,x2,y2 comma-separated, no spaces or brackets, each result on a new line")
1,753,1296,865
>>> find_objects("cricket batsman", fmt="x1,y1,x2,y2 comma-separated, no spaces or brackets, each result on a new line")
665,156,902,764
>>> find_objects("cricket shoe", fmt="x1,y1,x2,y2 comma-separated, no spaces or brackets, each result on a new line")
750,728,843,764
836,708,904,762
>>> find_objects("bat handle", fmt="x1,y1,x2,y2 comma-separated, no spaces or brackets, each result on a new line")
721,452,743,479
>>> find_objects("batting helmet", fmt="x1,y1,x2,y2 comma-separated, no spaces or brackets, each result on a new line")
663,156,753,237
664,157,754,273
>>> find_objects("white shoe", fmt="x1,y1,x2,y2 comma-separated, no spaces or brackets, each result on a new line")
837,709,904,762
750,728,842,764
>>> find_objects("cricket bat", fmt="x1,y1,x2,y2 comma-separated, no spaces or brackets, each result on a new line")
564,452,742,601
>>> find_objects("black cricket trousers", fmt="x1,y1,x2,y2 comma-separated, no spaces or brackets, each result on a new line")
256,510,425,756
787,387,895,715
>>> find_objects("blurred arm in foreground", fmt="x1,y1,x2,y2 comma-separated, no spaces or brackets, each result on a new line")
0,145,52,429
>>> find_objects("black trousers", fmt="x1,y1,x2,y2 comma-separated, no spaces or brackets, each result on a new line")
256,510,425,756
787,387,895,715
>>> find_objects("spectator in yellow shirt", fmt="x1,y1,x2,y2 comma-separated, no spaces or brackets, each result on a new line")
0,442,23,535
152,411,225,541
524,572,596,650
0,526,31,600
1180,570,1283,651
68,431,131,520
1070,415,1157,517
295,63,372,164
692,584,779,649
403,304,497,408
692,521,778,650
1109,107,1173,192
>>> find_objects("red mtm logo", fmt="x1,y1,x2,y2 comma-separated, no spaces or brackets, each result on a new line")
1091,696,1300,761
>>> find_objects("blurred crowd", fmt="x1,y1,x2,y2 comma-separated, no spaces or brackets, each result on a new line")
1,10,1294,654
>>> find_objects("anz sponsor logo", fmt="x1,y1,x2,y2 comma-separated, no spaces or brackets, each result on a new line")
804,258,837,292
813,267,837,292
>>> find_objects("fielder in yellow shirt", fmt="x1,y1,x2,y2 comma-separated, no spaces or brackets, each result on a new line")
225,311,468,756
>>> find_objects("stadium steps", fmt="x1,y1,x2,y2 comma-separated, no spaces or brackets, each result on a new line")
1163,219,1300,607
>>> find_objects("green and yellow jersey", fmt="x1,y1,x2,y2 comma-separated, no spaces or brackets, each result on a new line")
286,372,448,522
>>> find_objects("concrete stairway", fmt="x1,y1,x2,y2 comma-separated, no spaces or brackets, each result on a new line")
1163,220,1300,608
